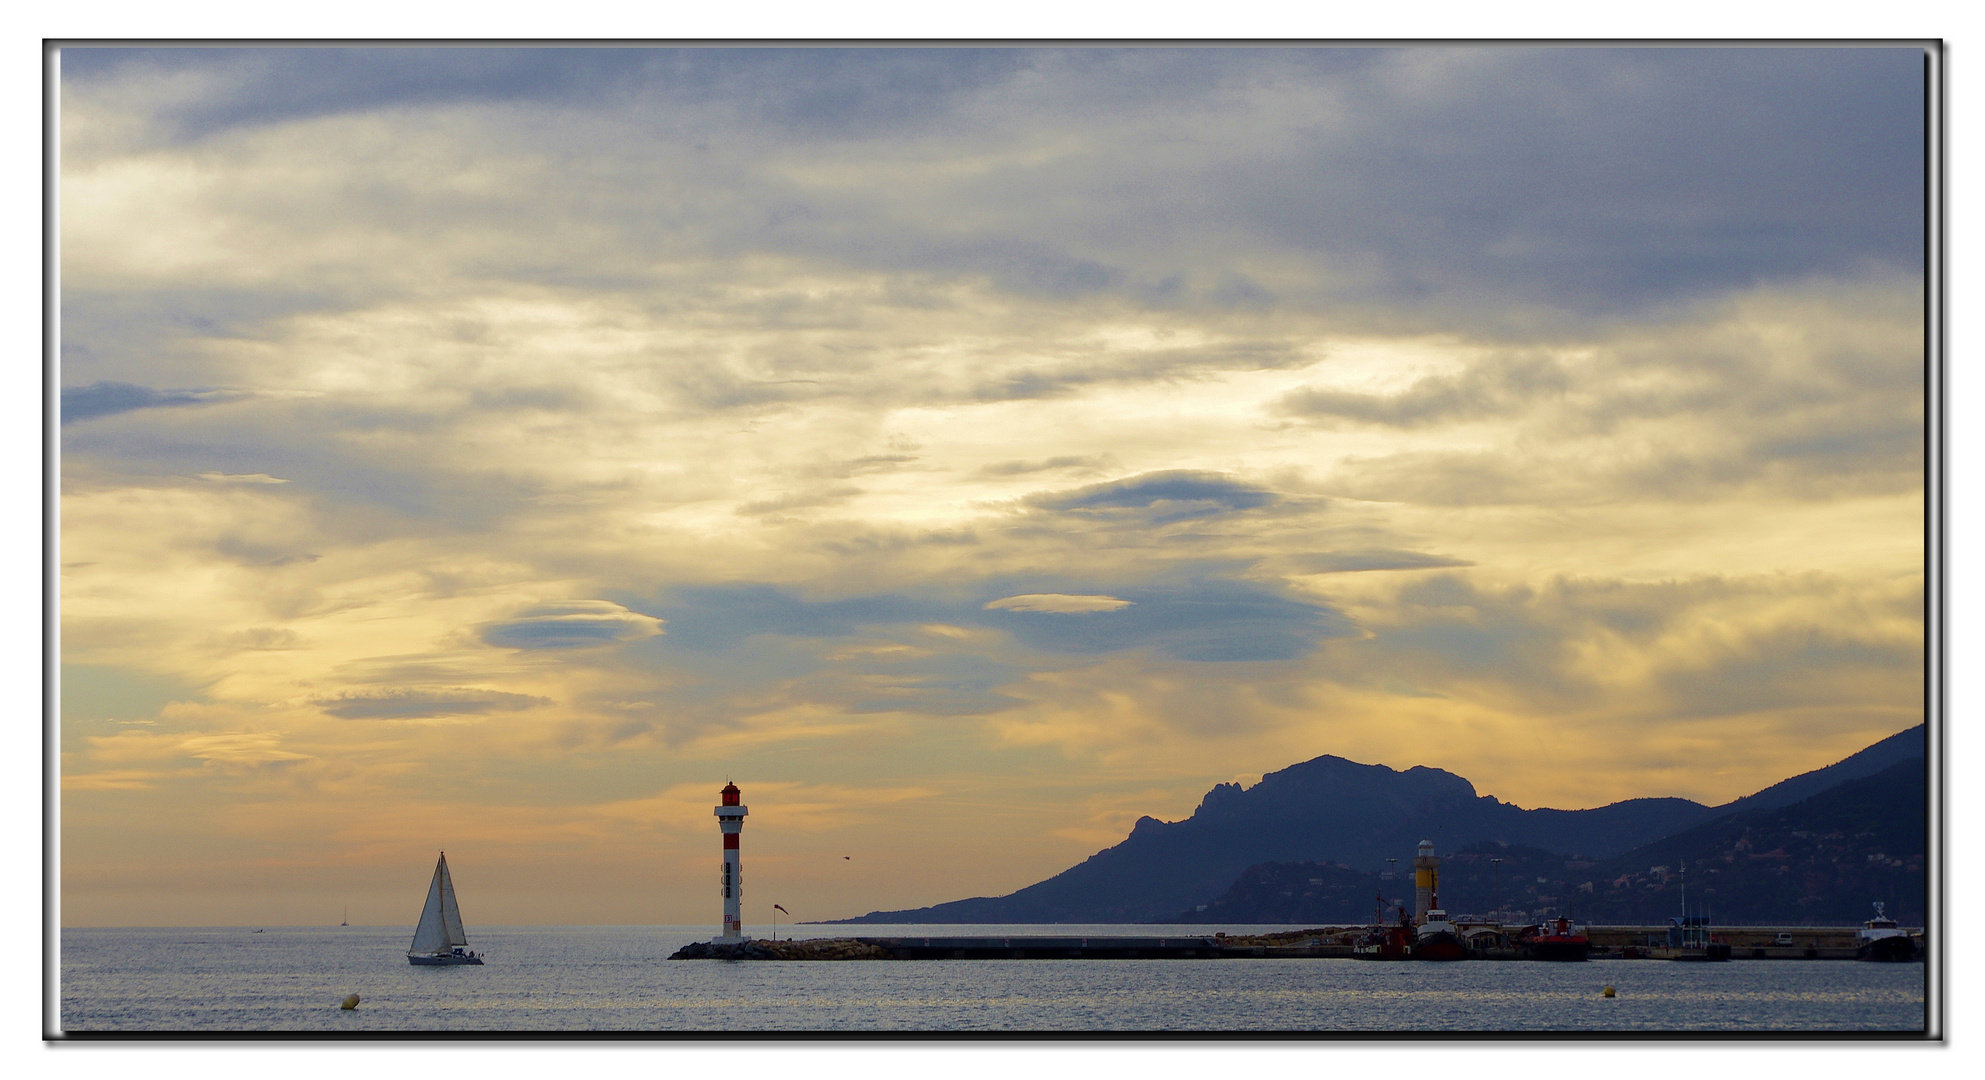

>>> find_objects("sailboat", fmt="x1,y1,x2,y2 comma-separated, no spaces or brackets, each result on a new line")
341,906,348,927
406,851,484,965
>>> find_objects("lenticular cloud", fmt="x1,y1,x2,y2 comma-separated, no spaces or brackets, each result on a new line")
984,594,1134,614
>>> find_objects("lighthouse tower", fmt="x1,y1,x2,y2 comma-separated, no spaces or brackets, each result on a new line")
1413,839,1439,925
714,782,749,943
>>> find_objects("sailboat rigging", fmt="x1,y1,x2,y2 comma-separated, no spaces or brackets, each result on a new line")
406,851,485,965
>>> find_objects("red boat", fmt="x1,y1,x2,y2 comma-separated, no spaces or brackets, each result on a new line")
1521,916,1590,961
1353,903,1416,960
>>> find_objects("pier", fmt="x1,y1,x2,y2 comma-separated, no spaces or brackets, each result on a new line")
671,933,1330,960
860,936,1224,959
670,924,1922,961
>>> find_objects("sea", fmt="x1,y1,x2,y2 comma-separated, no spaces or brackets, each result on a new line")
56,924,1929,1036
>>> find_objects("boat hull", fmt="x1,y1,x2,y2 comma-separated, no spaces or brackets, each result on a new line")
1412,934,1468,961
1857,936,1918,962
407,953,484,966
1524,939,1590,962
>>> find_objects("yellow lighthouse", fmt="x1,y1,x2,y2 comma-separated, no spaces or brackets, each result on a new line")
1414,839,1439,925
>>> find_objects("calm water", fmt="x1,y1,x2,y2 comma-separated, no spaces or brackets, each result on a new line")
59,924,1927,1034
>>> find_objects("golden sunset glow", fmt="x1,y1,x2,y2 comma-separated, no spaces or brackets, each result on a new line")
59,46,1925,928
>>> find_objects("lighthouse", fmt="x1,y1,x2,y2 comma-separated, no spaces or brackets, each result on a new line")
714,781,749,943
1413,839,1439,924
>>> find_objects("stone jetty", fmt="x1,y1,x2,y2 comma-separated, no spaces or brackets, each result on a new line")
668,930,1347,960
669,938,895,960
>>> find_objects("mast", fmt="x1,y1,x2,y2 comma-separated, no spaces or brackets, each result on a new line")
1680,862,1687,941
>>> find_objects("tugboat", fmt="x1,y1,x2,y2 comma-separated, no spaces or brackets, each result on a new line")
1522,916,1591,961
1354,903,1416,960
1413,900,1468,961
1855,902,1917,962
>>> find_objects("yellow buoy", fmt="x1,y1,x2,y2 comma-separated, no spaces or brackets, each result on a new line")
1602,986,1616,998
340,993,361,1010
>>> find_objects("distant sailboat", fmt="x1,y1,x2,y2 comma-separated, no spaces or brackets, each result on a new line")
341,906,348,927
406,851,484,965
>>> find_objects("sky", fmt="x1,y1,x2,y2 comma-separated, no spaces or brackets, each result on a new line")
56,45,1928,928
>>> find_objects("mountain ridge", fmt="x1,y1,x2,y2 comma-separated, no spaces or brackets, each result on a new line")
830,724,1923,924
1178,756,1926,926
1712,725,1925,816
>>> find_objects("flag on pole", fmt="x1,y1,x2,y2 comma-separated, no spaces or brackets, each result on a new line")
774,904,789,914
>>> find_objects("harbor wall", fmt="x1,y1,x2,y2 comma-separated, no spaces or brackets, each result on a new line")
671,925,1922,961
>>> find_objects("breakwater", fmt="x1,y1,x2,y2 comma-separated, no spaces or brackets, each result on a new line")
669,924,1921,961
670,932,1299,960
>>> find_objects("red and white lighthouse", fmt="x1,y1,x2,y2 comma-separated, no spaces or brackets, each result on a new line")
714,782,748,943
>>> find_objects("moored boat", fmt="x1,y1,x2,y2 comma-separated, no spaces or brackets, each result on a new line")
406,851,485,966
1413,908,1468,961
1521,916,1590,961
1855,902,1917,962
1354,908,1416,960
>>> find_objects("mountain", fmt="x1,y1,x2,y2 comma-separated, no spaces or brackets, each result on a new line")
833,725,1924,925
1579,756,1927,925
1175,757,1926,927
1711,724,1923,817
835,753,1714,924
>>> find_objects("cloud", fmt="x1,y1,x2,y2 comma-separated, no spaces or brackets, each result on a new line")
981,456,1110,476
478,601,666,650
640,586,952,653
985,594,1134,614
1322,449,1540,508
1274,354,1570,427
212,534,318,567
737,486,865,516
988,578,1356,663
196,472,288,484
60,48,1926,369
61,381,256,424
61,48,1039,147
313,688,552,719
1030,470,1280,525
1282,549,1474,574
645,570,1351,667
55,47,1926,923
1312,277,1923,507
83,728,310,767
1319,570,1923,723
173,732,313,765
61,770,166,792
963,342,1307,403
207,627,305,651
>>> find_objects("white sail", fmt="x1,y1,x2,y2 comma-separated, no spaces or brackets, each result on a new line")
408,852,466,955
438,855,467,947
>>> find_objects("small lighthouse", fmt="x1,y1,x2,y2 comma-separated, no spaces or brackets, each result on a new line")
1413,839,1439,925
714,782,749,943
